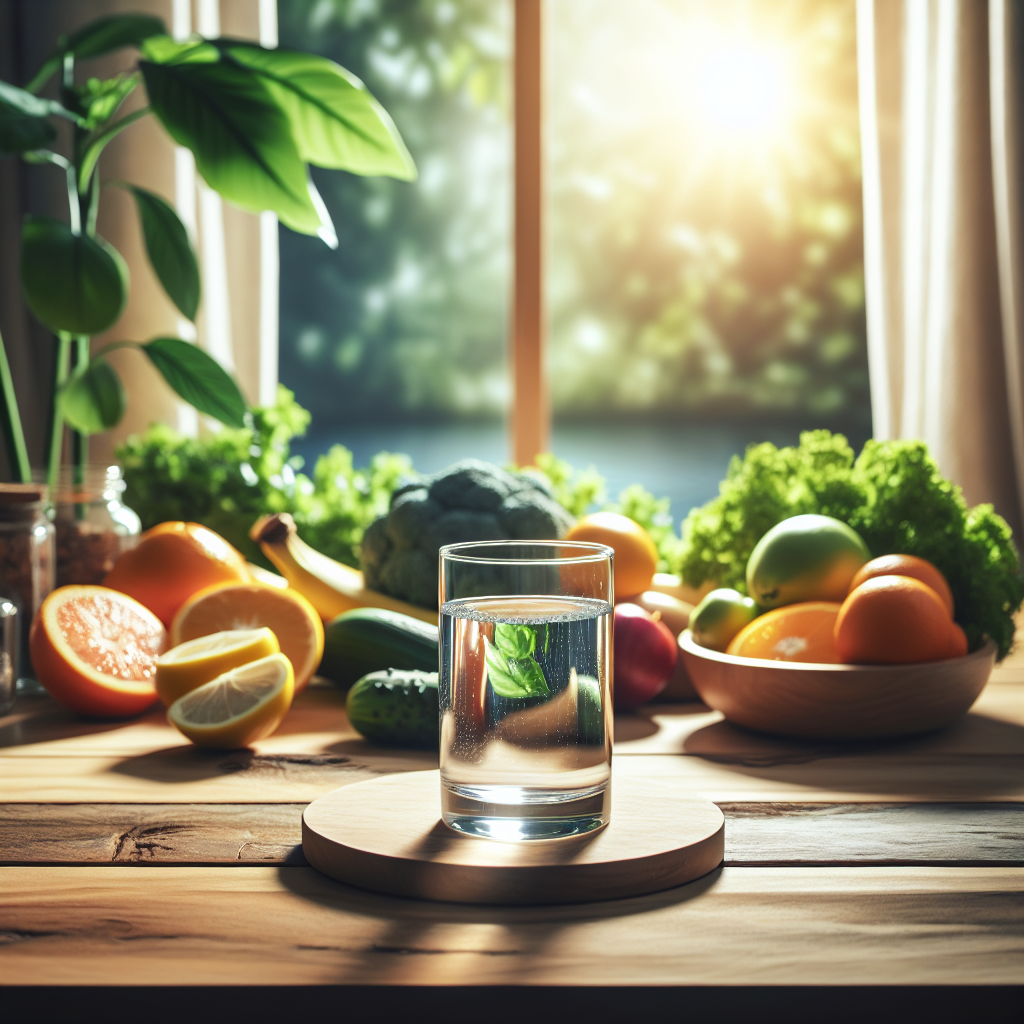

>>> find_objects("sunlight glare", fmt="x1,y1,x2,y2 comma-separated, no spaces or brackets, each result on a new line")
695,38,790,137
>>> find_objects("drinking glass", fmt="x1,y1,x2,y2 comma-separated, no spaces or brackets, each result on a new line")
439,540,614,841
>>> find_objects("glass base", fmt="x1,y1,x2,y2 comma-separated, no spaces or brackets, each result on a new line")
440,781,610,842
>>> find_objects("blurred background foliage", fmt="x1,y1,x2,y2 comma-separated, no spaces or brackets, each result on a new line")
549,0,867,420
278,0,867,428
277,0,510,424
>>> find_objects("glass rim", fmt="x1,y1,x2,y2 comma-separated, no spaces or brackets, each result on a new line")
439,539,614,565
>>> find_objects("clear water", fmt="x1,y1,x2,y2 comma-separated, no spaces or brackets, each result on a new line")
439,595,612,841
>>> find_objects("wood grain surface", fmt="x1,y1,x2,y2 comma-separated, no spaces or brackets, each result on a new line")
5,746,1020,803
618,679,1024,756
1,658,1020,992
3,802,1020,867
3,676,1020,802
1,865,1020,986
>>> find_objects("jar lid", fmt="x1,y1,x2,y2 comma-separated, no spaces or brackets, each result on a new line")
0,483,46,504
31,464,125,502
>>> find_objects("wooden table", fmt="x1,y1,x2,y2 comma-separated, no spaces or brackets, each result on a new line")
2,645,1022,1016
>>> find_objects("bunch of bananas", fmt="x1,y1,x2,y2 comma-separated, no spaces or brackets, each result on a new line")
250,514,436,624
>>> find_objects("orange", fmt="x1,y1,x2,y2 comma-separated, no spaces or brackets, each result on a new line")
945,621,969,659
835,575,951,664
848,554,955,617
565,512,658,599
29,585,166,717
726,601,842,663
171,582,324,693
104,521,250,627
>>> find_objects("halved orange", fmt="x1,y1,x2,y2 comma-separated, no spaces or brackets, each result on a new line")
726,601,842,663
29,585,166,717
171,582,324,693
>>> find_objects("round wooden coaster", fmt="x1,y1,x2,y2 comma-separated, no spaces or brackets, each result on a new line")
302,771,724,905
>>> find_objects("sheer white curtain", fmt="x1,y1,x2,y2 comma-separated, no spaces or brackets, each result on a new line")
857,0,1024,538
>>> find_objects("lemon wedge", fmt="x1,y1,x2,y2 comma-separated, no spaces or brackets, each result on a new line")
155,627,280,707
168,653,294,748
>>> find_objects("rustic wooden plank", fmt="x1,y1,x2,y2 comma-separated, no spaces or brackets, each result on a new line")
0,750,431,803
2,678,1020,802
613,748,1024,802
5,676,1020,761
0,682,364,758
3,747,1020,803
721,802,1024,865
1,802,1021,867
0,866,1019,985
0,804,306,865
619,679,1024,755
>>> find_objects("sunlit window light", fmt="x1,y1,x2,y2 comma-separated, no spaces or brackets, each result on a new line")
694,38,790,137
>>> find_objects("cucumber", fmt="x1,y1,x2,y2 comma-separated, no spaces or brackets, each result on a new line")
346,669,439,748
320,607,438,689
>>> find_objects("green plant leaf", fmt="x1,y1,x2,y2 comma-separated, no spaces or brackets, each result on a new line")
125,186,200,320
26,15,167,94
141,37,219,66
65,14,167,59
142,337,247,428
494,622,537,660
0,100,56,154
140,57,321,234
78,107,150,191
77,73,138,129
220,44,417,179
21,216,129,334
58,357,127,434
484,641,550,699
0,80,81,124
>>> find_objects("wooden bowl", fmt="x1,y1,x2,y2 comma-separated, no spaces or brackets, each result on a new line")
677,629,996,739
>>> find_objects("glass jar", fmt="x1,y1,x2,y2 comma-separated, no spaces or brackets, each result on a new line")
0,484,56,683
45,466,142,587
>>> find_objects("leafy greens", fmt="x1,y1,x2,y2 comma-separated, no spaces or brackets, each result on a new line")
116,385,412,569
676,430,1023,659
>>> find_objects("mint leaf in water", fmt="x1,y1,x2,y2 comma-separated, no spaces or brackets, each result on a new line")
485,640,550,699
493,622,536,660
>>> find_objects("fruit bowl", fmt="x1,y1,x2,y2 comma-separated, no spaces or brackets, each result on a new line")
677,629,996,739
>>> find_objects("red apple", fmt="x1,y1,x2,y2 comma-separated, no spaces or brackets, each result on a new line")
613,603,678,710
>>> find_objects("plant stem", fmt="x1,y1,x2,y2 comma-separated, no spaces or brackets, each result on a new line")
72,336,89,486
0,327,30,483
45,333,72,492
85,173,100,236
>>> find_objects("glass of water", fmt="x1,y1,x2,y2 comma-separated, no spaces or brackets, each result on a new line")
439,540,614,841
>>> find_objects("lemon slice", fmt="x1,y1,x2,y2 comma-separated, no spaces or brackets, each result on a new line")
155,627,280,706
168,653,294,748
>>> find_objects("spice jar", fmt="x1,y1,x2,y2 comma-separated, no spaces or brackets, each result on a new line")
0,483,55,682
46,466,142,587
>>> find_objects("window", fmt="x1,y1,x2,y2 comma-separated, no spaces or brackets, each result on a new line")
279,0,868,516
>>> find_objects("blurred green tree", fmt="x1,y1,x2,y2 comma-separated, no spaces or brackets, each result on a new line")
278,0,868,427
278,0,510,425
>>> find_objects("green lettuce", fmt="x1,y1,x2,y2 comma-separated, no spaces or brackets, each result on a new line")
117,385,411,569
676,430,1023,659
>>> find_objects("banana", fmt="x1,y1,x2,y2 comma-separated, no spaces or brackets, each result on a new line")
250,513,437,625
649,572,717,607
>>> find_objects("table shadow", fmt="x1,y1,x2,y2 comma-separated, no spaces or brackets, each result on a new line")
681,712,1024,796
275,859,724,983
0,695,163,749
323,737,439,768
610,714,659,742
108,745,366,784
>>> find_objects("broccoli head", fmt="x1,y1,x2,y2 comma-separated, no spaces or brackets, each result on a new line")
360,459,575,608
